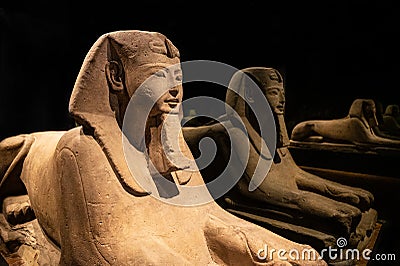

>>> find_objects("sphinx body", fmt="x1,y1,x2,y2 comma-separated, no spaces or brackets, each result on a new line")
183,68,377,261
0,31,326,265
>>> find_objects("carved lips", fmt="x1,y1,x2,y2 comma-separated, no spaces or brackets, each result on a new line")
165,98,180,109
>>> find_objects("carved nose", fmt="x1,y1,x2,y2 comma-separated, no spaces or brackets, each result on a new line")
169,88,179,97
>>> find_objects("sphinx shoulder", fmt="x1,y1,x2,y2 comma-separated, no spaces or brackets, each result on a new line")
56,127,101,155
55,126,110,182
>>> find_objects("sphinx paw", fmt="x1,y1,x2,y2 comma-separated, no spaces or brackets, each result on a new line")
334,187,373,211
353,188,374,211
203,215,325,265
3,195,35,225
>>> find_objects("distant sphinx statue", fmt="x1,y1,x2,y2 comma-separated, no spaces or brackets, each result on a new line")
0,31,326,265
291,99,400,148
384,104,400,123
184,67,377,257
380,104,400,137
371,101,400,140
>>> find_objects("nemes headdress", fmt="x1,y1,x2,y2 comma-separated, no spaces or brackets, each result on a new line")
69,30,180,196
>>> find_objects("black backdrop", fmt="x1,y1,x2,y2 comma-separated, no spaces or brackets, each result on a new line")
1,3,399,139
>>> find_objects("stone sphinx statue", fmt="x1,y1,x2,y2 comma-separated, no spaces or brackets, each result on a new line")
0,31,326,265
291,99,400,148
380,104,400,137
183,67,378,262
370,101,400,140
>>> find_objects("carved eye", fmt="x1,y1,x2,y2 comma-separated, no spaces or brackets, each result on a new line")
268,89,278,96
175,74,183,82
154,71,166,78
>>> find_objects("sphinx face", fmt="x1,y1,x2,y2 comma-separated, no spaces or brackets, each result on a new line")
262,85,285,115
389,105,400,116
150,64,183,117
363,101,379,128
125,62,183,118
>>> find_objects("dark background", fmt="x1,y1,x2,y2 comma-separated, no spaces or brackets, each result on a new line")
1,2,399,140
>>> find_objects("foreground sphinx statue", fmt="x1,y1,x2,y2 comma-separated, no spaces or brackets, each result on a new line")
183,67,378,263
291,99,400,148
0,31,326,265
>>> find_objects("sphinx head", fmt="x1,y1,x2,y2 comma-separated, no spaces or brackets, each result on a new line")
242,68,285,116
69,30,182,129
226,67,285,119
384,105,400,117
68,31,185,195
348,99,379,128
105,31,182,124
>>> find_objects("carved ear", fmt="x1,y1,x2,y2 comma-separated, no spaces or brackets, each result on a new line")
105,60,124,93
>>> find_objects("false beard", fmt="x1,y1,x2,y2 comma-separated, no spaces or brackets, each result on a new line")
146,113,190,177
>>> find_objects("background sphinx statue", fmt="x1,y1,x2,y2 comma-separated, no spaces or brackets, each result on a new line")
371,101,400,140
380,104,400,137
291,99,400,148
0,31,326,265
183,67,378,264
